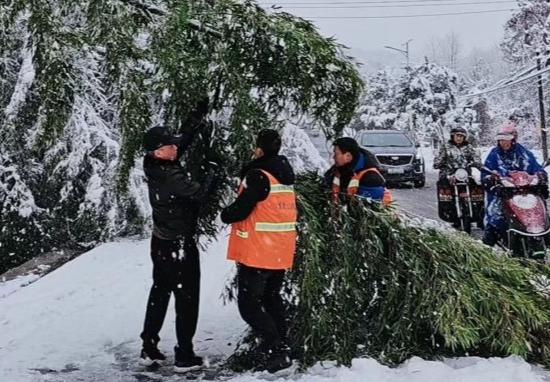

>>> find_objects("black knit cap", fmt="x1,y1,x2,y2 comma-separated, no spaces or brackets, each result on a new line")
333,137,360,159
256,129,282,156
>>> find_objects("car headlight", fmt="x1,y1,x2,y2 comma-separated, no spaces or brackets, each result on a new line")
414,153,424,162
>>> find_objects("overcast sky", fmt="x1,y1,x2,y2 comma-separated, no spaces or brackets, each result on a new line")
258,0,519,65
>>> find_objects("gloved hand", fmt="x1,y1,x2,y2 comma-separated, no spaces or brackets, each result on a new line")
536,171,549,199
205,151,223,169
482,174,499,190
187,97,210,128
537,171,548,185
494,185,507,198
191,169,218,203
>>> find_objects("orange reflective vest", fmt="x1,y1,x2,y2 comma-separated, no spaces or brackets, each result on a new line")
332,168,392,205
227,170,297,270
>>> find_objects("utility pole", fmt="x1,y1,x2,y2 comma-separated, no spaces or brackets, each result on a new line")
384,39,413,67
537,51,548,161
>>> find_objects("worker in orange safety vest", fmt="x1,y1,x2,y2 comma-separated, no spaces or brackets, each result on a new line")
221,129,297,373
324,137,391,205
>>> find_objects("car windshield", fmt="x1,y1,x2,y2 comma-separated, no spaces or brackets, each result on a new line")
360,133,412,148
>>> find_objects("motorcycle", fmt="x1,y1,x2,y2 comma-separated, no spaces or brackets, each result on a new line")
437,167,485,234
486,167,550,260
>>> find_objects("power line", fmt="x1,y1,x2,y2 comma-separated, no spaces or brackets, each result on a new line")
459,64,550,99
273,1,516,9
298,9,514,18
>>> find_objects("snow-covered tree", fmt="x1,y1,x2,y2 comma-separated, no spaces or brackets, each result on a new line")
502,0,550,64
351,61,476,145
280,125,329,174
394,60,466,142
509,103,541,148
350,69,402,131
442,107,479,141
466,57,493,91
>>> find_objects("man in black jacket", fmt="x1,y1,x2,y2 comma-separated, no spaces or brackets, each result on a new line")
221,129,296,373
139,104,216,373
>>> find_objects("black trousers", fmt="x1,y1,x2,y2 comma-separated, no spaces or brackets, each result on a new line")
237,264,287,352
140,235,200,352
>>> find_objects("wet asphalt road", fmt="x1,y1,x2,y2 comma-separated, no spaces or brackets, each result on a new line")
389,172,440,220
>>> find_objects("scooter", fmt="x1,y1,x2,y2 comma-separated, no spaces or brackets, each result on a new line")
437,167,485,234
487,167,550,260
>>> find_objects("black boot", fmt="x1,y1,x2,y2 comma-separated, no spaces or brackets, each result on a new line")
139,347,167,367
264,345,292,373
139,338,166,367
173,345,204,373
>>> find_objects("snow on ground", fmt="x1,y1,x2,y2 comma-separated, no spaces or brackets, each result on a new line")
1,233,550,382
0,274,40,299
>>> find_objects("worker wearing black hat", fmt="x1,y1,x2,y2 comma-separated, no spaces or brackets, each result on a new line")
139,100,217,373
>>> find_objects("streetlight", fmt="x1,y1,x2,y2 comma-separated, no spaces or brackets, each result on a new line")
385,39,414,133
384,39,413,67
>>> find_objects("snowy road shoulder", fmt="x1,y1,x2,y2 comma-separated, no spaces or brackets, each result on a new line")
1,237,549,382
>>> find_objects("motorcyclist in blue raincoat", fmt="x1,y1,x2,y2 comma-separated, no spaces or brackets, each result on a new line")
481,126,547,246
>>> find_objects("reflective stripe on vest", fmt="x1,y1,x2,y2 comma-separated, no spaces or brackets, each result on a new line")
255,222,297,232
348,179,360,188
236,229,249,238
270,184,294,193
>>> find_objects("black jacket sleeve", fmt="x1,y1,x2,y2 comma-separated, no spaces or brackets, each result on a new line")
176,98,210,158
221,170,270,224
323,166,335,189
176,128,199,156
170,170,201,198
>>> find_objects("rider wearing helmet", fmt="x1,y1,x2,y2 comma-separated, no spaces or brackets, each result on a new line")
497,121,530,151
481,124,547,246
434,127,483,224
434,127,481,178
